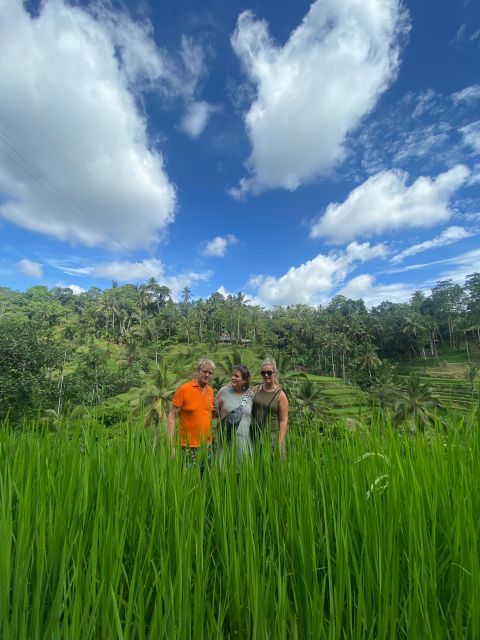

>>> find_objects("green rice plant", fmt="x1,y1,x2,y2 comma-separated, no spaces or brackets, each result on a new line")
0,408,479,638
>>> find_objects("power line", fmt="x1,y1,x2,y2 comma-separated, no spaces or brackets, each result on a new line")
0,126,167,285
0,127,128,253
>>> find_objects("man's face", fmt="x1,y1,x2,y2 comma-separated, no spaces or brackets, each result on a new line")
198,366,214,387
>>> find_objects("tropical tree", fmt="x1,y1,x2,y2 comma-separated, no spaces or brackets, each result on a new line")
336,332,351,382
402,314,427,358
454,316,473,363
130,357,183,434
369,362,398,409
182,287,192,306
394,375,443,431
356,342,382,381
464,364,479,394
292,378,324,415
217,349,253,377
233,291,249,339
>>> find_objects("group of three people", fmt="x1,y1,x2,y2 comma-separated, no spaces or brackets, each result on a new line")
167,358,288,461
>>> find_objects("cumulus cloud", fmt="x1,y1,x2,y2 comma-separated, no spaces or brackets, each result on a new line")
310,165,470,243
391,226,473,264
338,273,417,306
18,258,43,279
230,0,409,196
55,282,85,295
0,0,177,250
247,241,386,305
54,257,212,299
215,285,264,307
200,234,238,257
92,259,166,281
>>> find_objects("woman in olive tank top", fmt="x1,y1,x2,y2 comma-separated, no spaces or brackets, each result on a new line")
251,358,289,452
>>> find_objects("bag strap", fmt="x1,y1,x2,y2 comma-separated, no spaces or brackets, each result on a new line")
238,389,252,410
267,387,281,409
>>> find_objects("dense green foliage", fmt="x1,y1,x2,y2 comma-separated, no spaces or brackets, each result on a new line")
1,414,479,638
1,274,480,424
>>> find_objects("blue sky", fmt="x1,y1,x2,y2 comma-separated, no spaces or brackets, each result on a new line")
0,0,479,307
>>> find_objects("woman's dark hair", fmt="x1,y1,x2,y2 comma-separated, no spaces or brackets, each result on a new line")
233,364,250,391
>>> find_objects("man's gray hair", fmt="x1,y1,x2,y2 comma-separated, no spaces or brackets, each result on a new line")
195,358,215,375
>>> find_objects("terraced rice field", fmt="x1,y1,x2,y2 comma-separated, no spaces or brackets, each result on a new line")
1,415,479,638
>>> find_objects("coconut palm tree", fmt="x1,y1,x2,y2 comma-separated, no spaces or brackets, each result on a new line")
455,316,474,363
234,291,250,339
394,375,443,431
293,378,324,415
217,349,252,377
370,362,397,409
130,357,183,433
464,364,479,394
356,342,382,380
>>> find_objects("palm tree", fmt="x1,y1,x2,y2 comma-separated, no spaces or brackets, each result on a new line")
130,357,183,433
464,364,479,394
394,375,443,431
322,332,338,378
217,349,252,377
248,305,262,343
356,342,382,380
402,314,427,358
455,316,473,363
234,291,249,339
293,378,324,415
369,362,397,409
336,332,351,382
40,402,84,431
182,286,192,305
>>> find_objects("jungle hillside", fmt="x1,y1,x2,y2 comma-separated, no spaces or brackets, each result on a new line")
1,273,480,430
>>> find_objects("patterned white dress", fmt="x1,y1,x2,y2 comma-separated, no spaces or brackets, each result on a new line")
216,385,253,463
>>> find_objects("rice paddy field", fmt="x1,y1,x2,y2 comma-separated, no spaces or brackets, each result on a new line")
1,411,480,639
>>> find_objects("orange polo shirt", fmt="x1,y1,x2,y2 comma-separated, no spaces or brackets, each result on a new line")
171,379,214,448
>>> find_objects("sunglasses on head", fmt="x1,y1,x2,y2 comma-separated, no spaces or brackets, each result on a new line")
261,370,274,376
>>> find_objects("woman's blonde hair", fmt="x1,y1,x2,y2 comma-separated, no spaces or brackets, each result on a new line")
261,358,279,385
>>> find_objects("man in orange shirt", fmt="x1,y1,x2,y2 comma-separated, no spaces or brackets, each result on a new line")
167,358,215,457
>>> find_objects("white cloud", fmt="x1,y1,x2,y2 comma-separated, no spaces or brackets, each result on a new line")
178,101,219,139
0,0,176,250
436,248,480,284
452,84,480,103
310,165,470,243
230,0,409,196
216,285,264,307
93,259,166,281
470,29,480,44
89,4,167,90
163,271,212,300
247,241,386,305
55,282,85,295
54,257,212,299
344,241,388,262
338,273,417,307
460,121,480,154
391,226,473,264
200,234,238,257
66,284,85,295
18,258,43,279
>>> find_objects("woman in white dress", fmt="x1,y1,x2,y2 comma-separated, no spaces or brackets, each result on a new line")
215,365,253,463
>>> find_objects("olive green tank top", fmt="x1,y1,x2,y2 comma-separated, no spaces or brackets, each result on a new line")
252,387,281,433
